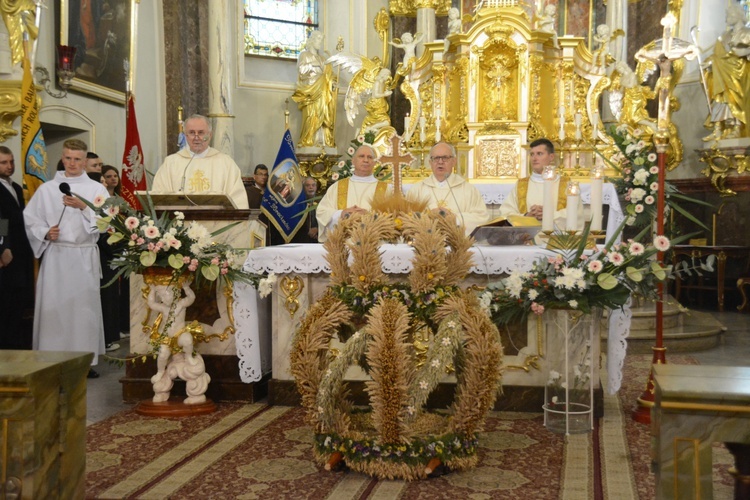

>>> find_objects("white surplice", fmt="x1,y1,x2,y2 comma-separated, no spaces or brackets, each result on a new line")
406,174,490,235
24,172,109,365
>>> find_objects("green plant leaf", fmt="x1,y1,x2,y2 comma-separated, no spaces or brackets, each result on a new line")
625,266,643,282
650,261,666,280
597,273,618,290
96,216,113,231
168,254,185,269
139,251,156,267
201,264,220,281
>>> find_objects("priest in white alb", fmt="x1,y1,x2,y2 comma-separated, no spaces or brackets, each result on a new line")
24,139,110,377
151,114,249,210
406,142,489,235
316,144,392,242
498,138,583,228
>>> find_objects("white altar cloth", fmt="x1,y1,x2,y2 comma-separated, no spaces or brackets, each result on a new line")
238,243,631,393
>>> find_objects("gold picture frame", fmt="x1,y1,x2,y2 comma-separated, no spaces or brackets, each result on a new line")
58,0,132,104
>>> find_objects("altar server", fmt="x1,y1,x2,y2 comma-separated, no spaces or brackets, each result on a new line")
24,139,109,376
498,138,583,227
151,114,249,209
316,144,392,242
406,142,489,235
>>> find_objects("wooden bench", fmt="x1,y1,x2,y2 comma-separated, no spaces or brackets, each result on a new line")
653,364,750,499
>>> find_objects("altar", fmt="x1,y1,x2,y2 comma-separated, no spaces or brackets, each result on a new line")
239,242,631,412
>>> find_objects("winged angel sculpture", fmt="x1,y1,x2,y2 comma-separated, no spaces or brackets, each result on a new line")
327,53,398,137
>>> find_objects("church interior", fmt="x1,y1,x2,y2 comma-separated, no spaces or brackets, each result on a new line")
2,0,750,498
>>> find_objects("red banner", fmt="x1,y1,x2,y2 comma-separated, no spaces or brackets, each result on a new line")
120,95,147,210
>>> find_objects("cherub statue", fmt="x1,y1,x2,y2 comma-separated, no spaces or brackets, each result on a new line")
609,61,656,131
702,4,750,141
390,32,424,72
327,53,399,136
448,7,461,36
147,280,211,405
592,24,625,68
535,4,558,48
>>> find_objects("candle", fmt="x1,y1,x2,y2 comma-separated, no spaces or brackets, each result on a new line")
542,165,556,232
592,110,599,140
558,105,566,141
566,181,579,231
435,114,441,142
557,79,564,108
574,113,582,140
404,113,410,140
590,166,603,231
419,116,426,144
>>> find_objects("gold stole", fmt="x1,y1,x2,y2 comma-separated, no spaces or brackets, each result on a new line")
517,175,570,214
336,178,388,209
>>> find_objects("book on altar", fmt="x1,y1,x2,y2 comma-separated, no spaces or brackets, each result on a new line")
471,215,540,246
136,191,237,210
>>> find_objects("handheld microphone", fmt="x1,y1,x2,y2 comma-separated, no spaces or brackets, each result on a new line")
57,182,72,226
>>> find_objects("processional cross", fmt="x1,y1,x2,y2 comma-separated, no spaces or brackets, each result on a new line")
378,134,415,194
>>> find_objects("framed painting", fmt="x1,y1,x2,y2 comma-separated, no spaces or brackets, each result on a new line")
58,0,132,104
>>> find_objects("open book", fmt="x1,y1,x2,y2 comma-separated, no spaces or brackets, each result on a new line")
479,214,541,228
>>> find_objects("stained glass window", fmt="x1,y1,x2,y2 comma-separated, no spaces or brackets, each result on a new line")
243,0,319,59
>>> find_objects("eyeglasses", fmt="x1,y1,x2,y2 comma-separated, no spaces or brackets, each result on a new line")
430,155,454,163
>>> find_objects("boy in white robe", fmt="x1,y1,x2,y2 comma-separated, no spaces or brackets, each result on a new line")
406,142,489,235
24,139,109,376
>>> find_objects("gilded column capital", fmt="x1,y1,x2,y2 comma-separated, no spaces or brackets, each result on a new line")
0,80,25,142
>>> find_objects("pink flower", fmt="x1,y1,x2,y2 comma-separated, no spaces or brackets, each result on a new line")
649,166,659,174
331,172,340,181
211,257,220,265
624,168,631,175
628,242,645,255
220,268,229,275
147,242,155,251
608,252,624,266
587,260,603,273
183,256,191,264
188,263,198,272
191,259,198,266
131,233,138,240
531,302,545,315
136,238,145,245
106,205,119,216
93,195,107,208
650,182,659,191
648,153,657,162
125,216,140,230
634,204,644,213
644,195,655,205
143,226,160,239
155,241,164,250
653,235,670,252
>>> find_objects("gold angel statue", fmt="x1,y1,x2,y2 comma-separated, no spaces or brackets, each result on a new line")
327,53,399,136
1,0,39,66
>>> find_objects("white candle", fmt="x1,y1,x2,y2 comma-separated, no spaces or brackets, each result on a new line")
435,113,442,142
590,167,603,231
574,113,582,140
566,181,579,231
419,116,426,144
404,113,410,140
542,166,556,232
557,79,564,107
592,110,599,140
558,105,566,141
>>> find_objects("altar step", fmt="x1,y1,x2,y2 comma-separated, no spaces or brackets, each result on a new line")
602,297,726,354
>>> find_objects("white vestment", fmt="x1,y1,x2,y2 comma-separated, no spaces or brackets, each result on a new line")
151,147,250,209
406,174,489,235
24,172,109,365
498,173,585,230
316,175,392,242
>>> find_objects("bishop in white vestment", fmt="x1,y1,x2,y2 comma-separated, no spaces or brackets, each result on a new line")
151,115,249,210
316,145,392,242
406,142,489,235
24,142,110,366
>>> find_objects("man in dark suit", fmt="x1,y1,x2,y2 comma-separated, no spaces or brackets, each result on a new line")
245,164,268,209
0,146,34,349
291,177,319,243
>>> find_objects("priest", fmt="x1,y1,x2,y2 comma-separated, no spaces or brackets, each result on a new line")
406,142,489,235
151,114,249,209
498,138,583,228
316,144,391,242
24,139,109,377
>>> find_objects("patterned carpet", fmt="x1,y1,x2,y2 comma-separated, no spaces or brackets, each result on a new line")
85,354,734,499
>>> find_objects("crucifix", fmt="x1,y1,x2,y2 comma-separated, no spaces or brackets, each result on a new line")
378,134,415,195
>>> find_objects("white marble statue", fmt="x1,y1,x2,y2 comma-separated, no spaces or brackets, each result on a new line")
147,281,211,405
448,8,461,35
391,32,424,71
536,4,559,48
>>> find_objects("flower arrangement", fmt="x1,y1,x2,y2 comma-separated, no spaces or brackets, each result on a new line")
481,223,714,325
605,126,710,228
84,193,268,288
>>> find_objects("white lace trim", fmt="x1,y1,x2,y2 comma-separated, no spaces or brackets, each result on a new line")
233,282,263,383
606,297,631,394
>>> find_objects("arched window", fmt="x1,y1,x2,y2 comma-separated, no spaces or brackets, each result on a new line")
243,0,319,59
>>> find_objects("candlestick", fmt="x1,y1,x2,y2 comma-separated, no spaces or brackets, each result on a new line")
590,166,603,232
566,181,580,231
435,114,441,142
557,79,564,108
419,116,426,144
542,165,556,232
558,105,566,141
404,113,411,141
592,110,599,140
574,113,582,140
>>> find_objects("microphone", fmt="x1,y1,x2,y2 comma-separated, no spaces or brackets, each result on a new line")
202,135,209,142
57,182,72,226
179,151,197,193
